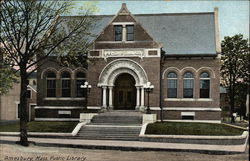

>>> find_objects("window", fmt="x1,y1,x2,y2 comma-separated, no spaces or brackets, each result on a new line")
33,80,36,86
17,104,20,118
114,25,122,41
167,72,177,98
126,25,134,41
76,72,86,97
200,72,210,98
61,71,71,97
27,89,31,98
46,72,56,97
183,72,194,98
58,110,71,118
181,112,195,120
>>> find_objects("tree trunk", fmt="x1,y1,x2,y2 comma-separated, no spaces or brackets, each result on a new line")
19,67,29,146
229,73,235,123
230,84,236,123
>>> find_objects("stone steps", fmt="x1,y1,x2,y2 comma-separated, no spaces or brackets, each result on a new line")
76,111,142,141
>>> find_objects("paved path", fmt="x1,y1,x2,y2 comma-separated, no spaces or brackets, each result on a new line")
1,144,249,161
0,136,248,154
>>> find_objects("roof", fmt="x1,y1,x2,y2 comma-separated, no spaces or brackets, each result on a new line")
62,12,217,56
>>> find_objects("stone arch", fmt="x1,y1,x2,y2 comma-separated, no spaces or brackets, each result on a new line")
180,67,197,78
108,68,140,86
58,68,74,79
197,67,215,78
98,59,148,87
162,67,180,79
73,67,87,78
41,67,58,79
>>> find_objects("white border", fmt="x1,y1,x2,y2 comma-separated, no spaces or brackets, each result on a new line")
87,106,102,110
34,118,79,121
35,106,84,109
150,107,221,111
43,97,85,101
164,98,213,101
163,107,221,111
158,119,221,123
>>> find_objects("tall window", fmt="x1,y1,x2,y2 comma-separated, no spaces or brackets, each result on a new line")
126,25,134,41
183,72,194,98
167,72,177,98
46,72,56,97
76,72,86,97
200,72,210,98
114,25,122,41
61,71,71,97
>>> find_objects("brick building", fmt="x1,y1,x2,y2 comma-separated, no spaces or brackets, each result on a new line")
36,4,221,122
0,72,37,121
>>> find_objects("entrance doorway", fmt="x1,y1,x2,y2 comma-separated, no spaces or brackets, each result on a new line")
114,73,136,110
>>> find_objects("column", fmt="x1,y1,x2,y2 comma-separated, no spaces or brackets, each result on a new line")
102,86,107,108
122,24,126,42
109,86,113,109
141,87,145,110
136,87,140,110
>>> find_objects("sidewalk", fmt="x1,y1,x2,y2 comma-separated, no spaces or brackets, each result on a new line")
0,135,248,155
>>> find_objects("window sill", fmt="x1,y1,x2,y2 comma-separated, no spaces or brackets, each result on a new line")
44,97,86,101
164,98,213,102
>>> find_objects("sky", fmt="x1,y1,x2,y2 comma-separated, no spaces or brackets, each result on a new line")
73,1,249,40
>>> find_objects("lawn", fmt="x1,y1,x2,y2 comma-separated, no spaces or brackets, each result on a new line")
0,121,78,133
145,122,244,136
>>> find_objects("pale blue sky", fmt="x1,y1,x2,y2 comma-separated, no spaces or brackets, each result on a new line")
73,1,249,40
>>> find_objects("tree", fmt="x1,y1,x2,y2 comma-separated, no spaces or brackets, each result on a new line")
221,34,250,123
0,0,97,146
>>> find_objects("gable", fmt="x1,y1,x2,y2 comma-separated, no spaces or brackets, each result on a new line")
93,3,160,49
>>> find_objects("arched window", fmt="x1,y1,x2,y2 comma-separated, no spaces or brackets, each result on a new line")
76,72,86,97
183,72,194,98
46,71,56,97
167,72,177,98
200,72,210,98
61,71,71,97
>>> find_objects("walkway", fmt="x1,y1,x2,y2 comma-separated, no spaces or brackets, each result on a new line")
0,136,248,155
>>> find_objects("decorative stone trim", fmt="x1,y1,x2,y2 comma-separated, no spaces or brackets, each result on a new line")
158,120,221,123
35,106,84,109
164,98,213,101
149,107,221,112
34,118,79,121
149,107,161,110
163,107,221,111
98,58,148,87
43,97,85,101
87,106,102,110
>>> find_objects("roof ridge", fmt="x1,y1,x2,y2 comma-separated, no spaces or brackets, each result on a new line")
60,11,214,18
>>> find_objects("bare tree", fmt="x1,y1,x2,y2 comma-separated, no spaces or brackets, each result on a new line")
0,0,97,146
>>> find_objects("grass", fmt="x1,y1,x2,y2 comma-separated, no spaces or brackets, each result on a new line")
0,121,78,133
145,122,244,136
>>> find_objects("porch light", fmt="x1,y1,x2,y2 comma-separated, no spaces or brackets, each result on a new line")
144,81,154,114
80,81,92,108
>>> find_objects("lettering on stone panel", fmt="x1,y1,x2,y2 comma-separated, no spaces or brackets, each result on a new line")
103,50,144,59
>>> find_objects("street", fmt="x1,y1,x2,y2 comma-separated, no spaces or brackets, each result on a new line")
0,143,248,161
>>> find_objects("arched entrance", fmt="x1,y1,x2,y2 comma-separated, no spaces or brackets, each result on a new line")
98,59,149,110
114,73,136,110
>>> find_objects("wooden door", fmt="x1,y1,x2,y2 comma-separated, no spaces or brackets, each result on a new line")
114,73,136,110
